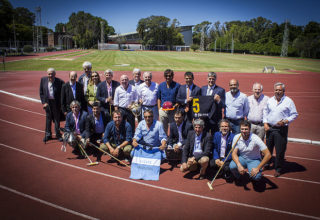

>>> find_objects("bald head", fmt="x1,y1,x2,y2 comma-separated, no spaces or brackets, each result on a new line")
120,75,129,88
229,79,239,95
69,71,77,84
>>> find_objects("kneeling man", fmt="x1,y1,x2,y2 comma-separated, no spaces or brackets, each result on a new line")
230,120,271,184
181,119,212,179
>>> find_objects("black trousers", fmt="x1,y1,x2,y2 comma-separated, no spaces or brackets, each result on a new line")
119,107,135,131
45,99,61,137
266,126,288,172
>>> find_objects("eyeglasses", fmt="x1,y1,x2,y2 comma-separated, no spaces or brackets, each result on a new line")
92,75,99,78
165,75,173,78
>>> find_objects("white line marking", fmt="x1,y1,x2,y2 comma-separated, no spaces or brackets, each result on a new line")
0,103,45,116
286,155,320,162
0,143,319,220
0,90,41,103
264,174,320,185
0,184,99,220
0,118,44,133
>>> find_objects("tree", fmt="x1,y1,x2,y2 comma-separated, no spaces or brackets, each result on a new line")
0,0,14,41
192,21,212,48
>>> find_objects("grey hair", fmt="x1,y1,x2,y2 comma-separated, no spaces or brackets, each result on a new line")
207,72,217,78
218,119,231,129
143,71,152,79
274,82,285,92
144,109,153,116
252,82,263,91
193,118,205,128
133,68,141,74
104,69,113,76
70,100,81,108
82,61,92,69
47,67,55,73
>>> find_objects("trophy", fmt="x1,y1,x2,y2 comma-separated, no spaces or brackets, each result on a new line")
130,102,142,123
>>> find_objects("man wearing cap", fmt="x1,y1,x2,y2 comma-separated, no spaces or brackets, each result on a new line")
181,118,212,179
157,69,180,135
39,68,64,142
129,68,144,87
247,82,269,140
114,75,138,130
137,71,159,120
176,71,201,122
263,82,298,177
78,61,92,94
96,69,120,115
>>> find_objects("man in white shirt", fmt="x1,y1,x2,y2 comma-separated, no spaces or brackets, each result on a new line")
225,79,249,134
230,120,271,186
137,72,159,120
114,75,138,130
247,83,269,140
263,82,298,177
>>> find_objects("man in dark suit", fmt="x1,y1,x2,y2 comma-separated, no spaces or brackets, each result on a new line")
209,119,235,181
61,71,86,116
96,69,120,115
181,119,212,179
39,68,64,142
176,72,201,122
167,110,193,161
78,61,92,95
85,102,111,161
201,72,225,134
128,68,144,87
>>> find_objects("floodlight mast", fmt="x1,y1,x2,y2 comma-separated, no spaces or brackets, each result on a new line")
35,6,42,52
281,20,289,57
200,26,205,51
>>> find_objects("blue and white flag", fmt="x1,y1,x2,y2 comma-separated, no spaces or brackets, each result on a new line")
130,146,165,181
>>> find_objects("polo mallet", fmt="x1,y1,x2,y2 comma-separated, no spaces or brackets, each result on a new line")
88,142,130,168
77,142,99,166
207,134,241,190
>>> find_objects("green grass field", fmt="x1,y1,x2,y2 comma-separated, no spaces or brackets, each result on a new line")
2,50,320,73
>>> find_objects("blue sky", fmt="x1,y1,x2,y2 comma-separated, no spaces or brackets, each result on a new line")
11,0,320,33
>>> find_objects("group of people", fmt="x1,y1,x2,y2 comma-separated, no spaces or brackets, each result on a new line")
39,61,298,184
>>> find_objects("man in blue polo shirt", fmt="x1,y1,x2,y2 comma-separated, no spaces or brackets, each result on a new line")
157,69,180,135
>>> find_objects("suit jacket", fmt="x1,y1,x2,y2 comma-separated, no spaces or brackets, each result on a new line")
85,112,111,139
212,131,235,162
176,84,201,106
168,121,193,146
96,80,120,109
201,85,225,122
61,81,86,114
129,79,144,87
39,77,64,106
182,130,212,163
65,111,88,137
78,72,91,86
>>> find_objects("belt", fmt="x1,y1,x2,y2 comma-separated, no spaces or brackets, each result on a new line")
142,104,157,108
226,118,243,122
249,120,263,125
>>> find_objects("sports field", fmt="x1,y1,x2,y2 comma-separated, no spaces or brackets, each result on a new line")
2,50,320,73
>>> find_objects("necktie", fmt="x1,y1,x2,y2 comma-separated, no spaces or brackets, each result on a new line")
185,87,190,112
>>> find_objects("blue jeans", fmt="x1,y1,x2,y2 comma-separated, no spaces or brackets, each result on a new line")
230,156,262,181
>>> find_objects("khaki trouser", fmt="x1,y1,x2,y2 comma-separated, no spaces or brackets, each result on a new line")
180,156,209,172
100,143,132,158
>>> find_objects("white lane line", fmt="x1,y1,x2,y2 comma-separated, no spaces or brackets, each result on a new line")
1,90,320,145
1,117,320,184
0,143,319,220
286,155,320,162
0,118,44,133
0,184,99,220
0,103,45,116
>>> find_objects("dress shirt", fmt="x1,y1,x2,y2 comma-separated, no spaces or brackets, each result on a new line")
177,123,183,143
220,135,227,158
95,114,105,134
134,120,167,147
206,85,216,96
48,81,54,99
137,82,158,106
233,133,267,160
157,81,180,107
83,75,90,94
247,94,269,123
263,95,298,126
70,82,76,99
103,121,132,145
193,133,203,156
73,113,80,135
225,91,249,119
114,84,137,108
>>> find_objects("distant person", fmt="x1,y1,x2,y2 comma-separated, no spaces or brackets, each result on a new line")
176,71,201,122
96,69,120,115
201,72,225,134
137,71,159,120
263,82,298,177
114,74,138,130
225,79,249,134
229,120,271,185
181,119,212,179
78,61,92,94
247,82,269,140
209,119,235,181
39,68,64,142
85,71,101,113
158,69,180,134
129,68,144,87
61,71,86,116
